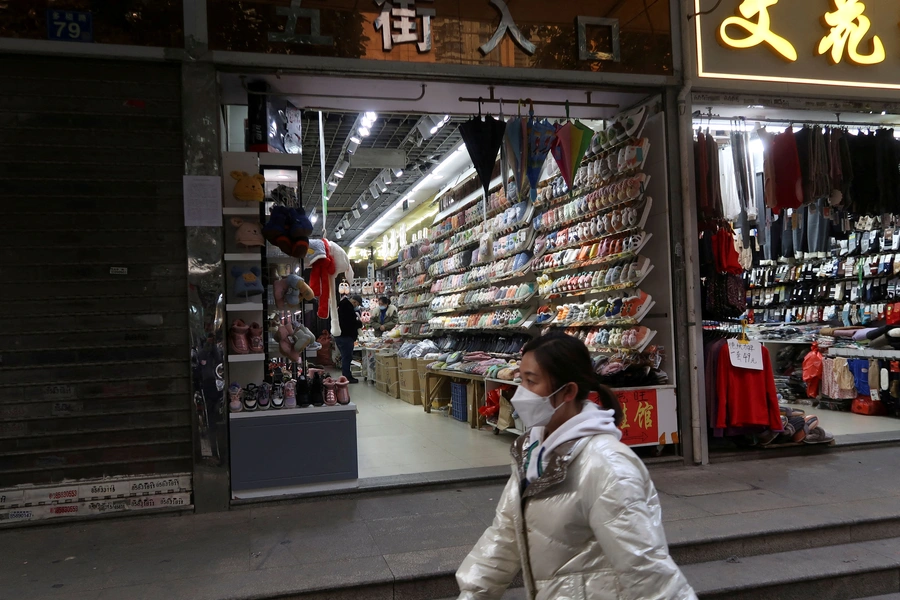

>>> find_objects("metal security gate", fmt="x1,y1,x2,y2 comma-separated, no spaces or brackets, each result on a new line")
0,56,193,522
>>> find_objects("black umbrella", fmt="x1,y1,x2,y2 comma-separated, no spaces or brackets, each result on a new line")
459,113,507,198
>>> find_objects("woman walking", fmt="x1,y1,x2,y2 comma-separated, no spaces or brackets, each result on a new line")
456,333,696,600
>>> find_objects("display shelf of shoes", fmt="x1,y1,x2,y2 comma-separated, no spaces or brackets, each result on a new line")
429,237,481,263
539,268,654,301
584,330,657,355
228,353,266,363
429,310,536,332
542,308,652,329
534,238,653,277
396,299,433,309
431,291,537,314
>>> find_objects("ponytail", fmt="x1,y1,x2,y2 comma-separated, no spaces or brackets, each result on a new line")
592,376,624,428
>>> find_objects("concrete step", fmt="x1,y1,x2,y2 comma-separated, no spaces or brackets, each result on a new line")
407,505,900,600
667,495,900,565
685,536,900,600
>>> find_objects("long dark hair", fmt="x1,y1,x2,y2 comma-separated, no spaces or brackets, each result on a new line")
522,332,624,427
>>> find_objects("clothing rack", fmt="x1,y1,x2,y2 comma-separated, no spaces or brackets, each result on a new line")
695,116,900,130
458,86,618,110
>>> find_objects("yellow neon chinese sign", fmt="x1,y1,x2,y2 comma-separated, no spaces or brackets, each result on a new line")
817,0,885,65
718,0,797,62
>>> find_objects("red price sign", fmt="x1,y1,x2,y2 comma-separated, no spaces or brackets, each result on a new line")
616,389,660,446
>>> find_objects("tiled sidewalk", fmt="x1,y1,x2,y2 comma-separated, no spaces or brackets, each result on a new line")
3,447,900,600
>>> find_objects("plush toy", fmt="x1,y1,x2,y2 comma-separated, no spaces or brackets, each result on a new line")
231,171,265,202
231,265,264,298
231,218,265,249
361,310,371,324
327,241,353,337
283,274,314,307
339,281,350,296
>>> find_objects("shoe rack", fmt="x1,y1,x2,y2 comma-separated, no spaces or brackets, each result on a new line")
222,152,311,414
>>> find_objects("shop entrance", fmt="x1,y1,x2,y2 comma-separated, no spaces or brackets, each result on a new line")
218,72,684,498
691,100,900,453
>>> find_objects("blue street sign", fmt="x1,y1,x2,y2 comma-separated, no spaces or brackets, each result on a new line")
46,10,93,43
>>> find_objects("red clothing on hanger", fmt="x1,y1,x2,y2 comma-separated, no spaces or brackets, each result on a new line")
715,344,783,430
772,128,803,212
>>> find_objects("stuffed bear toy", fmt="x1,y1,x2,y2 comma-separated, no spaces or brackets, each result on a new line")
231,265,264,298
231,171,265,202
231,218,265,249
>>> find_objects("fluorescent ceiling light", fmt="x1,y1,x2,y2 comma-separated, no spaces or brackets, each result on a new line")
416,119,433,140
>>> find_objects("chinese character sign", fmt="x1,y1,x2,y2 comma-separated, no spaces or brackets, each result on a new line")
375,0,435,53
204,0,673,76
697,0,899,89
616,389,659,446
817,0,884,65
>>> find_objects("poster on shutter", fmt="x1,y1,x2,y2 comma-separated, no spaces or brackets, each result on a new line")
727,339,763,371
616,389,659,446
183,176,224,227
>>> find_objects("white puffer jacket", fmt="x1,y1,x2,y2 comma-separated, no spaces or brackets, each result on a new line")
456,433,697,600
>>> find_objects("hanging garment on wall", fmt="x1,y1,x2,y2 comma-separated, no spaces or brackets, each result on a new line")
719,144,741,220
715,343,783,430
772,128,803,213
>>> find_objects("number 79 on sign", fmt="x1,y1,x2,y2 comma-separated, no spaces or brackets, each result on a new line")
46,10,93,43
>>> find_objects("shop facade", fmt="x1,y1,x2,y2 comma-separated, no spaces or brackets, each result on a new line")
683,0,900,460
0,0,695,523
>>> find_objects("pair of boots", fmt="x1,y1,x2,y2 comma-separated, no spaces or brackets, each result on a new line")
229,320,263,354
322,376,351,406
273,319,317,363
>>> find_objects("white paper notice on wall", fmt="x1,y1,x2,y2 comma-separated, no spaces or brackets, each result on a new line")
726,339,763,371
183,176,223,227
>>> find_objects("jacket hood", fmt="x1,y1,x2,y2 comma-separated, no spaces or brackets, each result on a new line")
524,402,621,484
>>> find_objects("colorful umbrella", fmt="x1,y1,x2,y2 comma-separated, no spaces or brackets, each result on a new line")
526,109,556,201
459,113,507,198
552,118,595,190
504,116,527,201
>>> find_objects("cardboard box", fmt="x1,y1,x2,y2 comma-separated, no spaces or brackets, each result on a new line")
398,358,421,405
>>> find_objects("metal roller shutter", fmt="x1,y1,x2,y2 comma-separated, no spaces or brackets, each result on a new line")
0,56,192,496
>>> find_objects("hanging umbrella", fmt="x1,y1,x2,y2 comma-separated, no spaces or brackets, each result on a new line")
504,116,527,200
459,112,507,198
551,103,596,191
526,108,556,201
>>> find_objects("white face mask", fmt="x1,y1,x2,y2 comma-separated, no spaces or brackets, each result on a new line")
510,384,569,430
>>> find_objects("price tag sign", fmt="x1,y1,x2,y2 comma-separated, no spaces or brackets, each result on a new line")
46,10,93,43
727,339,763,371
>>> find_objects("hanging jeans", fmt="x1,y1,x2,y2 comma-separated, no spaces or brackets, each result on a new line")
335,336,356,379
